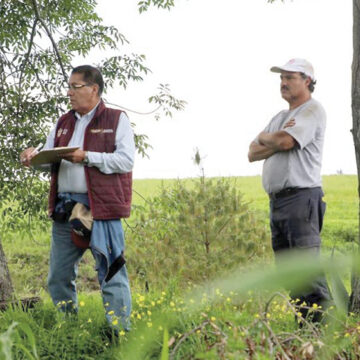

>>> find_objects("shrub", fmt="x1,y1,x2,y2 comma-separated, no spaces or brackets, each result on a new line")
127,177,270,289
0,178,49,238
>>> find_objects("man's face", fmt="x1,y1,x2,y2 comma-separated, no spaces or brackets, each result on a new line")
280,71,310,103
67,73,98,115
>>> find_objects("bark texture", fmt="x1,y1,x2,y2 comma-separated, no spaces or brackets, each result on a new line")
350,0,360,313
0,238,13,301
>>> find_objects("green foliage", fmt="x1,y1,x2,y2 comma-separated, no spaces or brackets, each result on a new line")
0,323,16,360
149,84,187,120
3,255,360,359
128,176,269,288
121,253,360,359
3,175,357,299
1,175,360,359
0,179,49,238
160,328,169,360
0,322,38,360
138,0,176,13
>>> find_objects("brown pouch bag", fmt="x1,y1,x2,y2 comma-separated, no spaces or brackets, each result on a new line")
69,203,93,249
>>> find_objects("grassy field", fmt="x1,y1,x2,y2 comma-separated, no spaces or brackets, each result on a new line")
1,174,359,359
133,175,358,249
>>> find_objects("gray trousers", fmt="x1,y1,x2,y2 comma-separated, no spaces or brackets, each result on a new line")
269,187,331,321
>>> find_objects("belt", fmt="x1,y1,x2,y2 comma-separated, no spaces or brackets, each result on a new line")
269,187,309,200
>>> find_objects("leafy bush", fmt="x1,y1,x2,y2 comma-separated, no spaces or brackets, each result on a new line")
0,178,49,238
127,177,270,289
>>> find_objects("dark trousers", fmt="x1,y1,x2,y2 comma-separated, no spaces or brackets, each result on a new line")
270,187,331,322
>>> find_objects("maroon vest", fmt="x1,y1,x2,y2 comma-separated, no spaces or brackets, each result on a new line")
48,101,132,220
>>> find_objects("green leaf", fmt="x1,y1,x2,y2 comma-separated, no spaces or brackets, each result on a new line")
159,328,169,360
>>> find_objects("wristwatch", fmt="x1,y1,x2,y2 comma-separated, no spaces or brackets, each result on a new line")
83,151,89,165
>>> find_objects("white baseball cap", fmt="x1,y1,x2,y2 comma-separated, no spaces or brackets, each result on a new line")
270,58,315,81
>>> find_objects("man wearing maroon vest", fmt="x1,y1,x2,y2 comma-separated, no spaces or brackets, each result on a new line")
20,65,135,334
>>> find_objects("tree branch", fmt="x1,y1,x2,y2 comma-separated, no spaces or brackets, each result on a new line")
30,0,68,83
260,320,292,360
104,101,161,115
17,18,38,114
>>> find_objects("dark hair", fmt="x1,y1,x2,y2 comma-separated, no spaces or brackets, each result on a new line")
300,72,316,93
71,65,104,96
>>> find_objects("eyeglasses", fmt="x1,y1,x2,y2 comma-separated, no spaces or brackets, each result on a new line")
67,83,92,91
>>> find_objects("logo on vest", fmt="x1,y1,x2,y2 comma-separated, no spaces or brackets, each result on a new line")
90,129,114,134
57,128,63,137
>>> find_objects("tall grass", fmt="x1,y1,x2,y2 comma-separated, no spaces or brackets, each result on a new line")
2,253,359,359
1,175,358,359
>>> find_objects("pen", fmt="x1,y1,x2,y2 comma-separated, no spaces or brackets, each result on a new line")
30,142,43,156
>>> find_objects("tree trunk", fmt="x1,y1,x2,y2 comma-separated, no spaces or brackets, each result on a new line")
350,0,360,313
0,238,13,301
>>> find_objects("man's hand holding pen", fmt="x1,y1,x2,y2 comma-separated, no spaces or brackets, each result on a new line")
20,143,43,167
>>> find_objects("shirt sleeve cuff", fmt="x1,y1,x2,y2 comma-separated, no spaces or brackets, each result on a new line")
86,151,102,166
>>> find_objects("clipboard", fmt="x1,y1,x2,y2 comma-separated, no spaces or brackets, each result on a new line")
30,146,79,166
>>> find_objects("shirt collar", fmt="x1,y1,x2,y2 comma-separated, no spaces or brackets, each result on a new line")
75,101,101,120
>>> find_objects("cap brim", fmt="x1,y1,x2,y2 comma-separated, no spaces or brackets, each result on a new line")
270,66,284,73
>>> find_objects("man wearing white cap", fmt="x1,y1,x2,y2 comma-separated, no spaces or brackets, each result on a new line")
248,58,331,324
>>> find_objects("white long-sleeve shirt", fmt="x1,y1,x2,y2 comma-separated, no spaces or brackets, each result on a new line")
43,103,135,193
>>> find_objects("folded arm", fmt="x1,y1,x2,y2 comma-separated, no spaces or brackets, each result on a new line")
248,119,297,163
248,141,277,162
258,130,296,152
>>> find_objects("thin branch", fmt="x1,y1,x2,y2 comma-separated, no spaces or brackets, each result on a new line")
279,332,306,344
18,18,38,107
30,0,68,83
132,189,150,203
170,320,210,359
216,217,233,235
30,62,52,98
260,320,292,360
264,292,320,336
104,101,161,116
